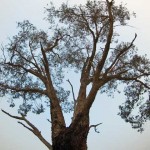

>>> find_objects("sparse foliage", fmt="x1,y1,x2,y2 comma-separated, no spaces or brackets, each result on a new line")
0,0,150,150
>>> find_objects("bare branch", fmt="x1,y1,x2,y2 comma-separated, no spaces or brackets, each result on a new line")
47,119,52,123
1,109,52,150
18,121,33,132
1,109,24,120
67,79,76,109
89,123,102,133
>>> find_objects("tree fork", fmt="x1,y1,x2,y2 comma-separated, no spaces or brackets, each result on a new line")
52,113,89,150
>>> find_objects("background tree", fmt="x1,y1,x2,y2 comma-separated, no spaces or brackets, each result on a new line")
0,0,150,150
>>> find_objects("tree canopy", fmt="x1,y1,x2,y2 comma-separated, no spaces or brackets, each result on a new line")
0,0,150,149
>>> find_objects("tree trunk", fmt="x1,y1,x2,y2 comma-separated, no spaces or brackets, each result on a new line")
52,113,89,150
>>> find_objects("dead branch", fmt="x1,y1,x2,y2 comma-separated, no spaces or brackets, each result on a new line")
18,121,33,132
67,79,76,109
47,119,52,123
89,123,102,133
1,109,52,150
1,109,24,120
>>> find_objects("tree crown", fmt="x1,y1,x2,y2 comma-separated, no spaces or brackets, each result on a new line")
0,0,150,132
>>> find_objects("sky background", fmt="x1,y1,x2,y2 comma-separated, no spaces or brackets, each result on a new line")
0,0,150,150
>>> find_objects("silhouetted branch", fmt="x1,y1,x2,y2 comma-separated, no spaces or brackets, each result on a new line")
1,109,24,120
0,83,47,95
45,36,61,52
1,109,52,150
29,41,42,73
18,121,33,132
47,119,52,123
67,79,76,109
67,79,76,102
105,33,137,75
4,62,46,82
117,76,150,89
89,123,102,133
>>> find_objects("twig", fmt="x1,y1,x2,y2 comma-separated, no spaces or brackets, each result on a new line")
89,123,102,133
1,109,24,120
67,79,76,109
47,119,52,123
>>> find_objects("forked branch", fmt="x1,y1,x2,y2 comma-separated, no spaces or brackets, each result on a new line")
89,123,102,133
1,109,52,150
105,33,137,75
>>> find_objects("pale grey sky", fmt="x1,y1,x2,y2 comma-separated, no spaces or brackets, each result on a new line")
0,0,150,150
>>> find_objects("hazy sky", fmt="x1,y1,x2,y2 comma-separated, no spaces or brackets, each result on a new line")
0,0,150,150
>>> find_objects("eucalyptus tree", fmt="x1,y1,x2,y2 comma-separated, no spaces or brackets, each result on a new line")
0,0,150,150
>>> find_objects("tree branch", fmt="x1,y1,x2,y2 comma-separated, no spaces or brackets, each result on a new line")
0,83,47,95
18,121,33,132
117,76,150,89
95,0,114,79
134,79,150,89
12,44,41,72
79,7,95,39
47,119,52,123
29,42,42,74
67,79,76,110
1,109,52,150
40,42,51,79
1,109,24,120
89,123,102,133
4,62,46,82
105,34,137,75
40,43,66,132
45,36,62,53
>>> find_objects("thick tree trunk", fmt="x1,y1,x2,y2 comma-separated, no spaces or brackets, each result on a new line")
52,113,89,150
